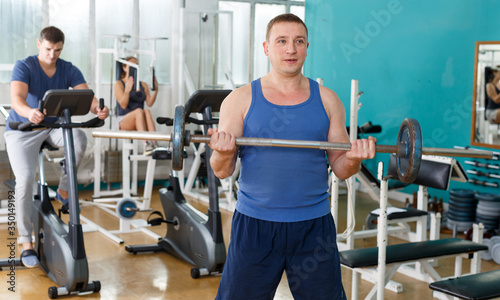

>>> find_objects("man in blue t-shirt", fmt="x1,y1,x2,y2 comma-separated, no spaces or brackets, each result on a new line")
5,26,109,268
208,14,376,300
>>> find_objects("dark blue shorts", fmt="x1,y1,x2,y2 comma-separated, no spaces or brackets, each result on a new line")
215,211,346,300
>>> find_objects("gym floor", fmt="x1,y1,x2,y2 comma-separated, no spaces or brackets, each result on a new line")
0,186,499,300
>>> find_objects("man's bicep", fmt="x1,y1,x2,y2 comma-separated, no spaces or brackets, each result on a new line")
10,81,29,101
218,91,246,137
325,97,350,165
11,60,30,84
69,66,86,88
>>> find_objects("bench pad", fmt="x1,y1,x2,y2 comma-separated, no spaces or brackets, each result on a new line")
429,269,500,300
340,238,487,268
370,207,428,220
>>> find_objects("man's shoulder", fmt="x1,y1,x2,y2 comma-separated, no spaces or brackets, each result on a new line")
56,58,85,83
12,55,38,80
318,83,340,102
235,82,252,94
15,55,37,69
227,82,252,102
21,54,38,62
316,81,343,119
220,83,252,114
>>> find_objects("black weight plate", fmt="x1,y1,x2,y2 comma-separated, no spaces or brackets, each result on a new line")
448,204,476,213
448,208,475,217
474,218,498,225
475,213,500,221
172,105,186,171
477,202,500,209
474,216,497,223
448,215,475,222
476,208,500,217
448,208,475,218
448,212,476,221
396,118,422,183
449,199,477,208
475,193,500,202
476,205,500,213
449,195,477,203
450,189,476,198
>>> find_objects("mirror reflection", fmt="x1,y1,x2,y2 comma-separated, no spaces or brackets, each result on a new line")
471,42,500,148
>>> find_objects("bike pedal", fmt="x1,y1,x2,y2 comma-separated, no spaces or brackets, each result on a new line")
148,217,165,226
147,211,165,226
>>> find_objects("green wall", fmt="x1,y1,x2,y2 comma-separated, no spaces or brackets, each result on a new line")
304,0,497,200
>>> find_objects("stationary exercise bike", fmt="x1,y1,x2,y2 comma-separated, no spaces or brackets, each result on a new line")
125,90,231,278
0,89,103,298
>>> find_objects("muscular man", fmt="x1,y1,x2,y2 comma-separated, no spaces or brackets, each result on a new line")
208,13,375,299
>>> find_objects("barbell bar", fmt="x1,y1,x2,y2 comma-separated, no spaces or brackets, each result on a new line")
92,105,493,183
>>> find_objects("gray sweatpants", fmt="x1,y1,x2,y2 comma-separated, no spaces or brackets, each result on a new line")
4,128,87,244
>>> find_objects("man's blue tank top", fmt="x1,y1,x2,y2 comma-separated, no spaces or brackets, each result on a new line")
236,77,331,222
116,80,146,116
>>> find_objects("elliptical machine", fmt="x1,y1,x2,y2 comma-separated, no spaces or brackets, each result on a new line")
0,89,103,298
125,90,231,278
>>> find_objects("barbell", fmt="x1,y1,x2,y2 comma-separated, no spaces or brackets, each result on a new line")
92,105,494,183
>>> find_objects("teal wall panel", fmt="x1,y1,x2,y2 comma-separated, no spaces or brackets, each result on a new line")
304,0,497,200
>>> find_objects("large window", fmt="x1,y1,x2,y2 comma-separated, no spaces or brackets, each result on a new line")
0,0,304,86
219,0,305,84
0,0,42,82
0,0,171,84
96,0,171,85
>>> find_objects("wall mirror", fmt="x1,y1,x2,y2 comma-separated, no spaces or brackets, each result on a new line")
471,41,500,149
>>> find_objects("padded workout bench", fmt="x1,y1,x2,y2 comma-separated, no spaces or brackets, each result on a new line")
334,154,467,251
341,237,487,300
338,162,486,300
429,269,500,300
